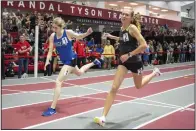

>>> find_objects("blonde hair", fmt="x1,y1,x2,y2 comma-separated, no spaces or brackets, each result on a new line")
53,17,66,28
130,11,141,32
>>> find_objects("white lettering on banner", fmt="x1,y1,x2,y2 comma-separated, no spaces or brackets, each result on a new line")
49,3,54,11
108,12,111,18
152,18,154,24
58,4,62,12
40,2,45,10
4,1,162,25
98,10,102,17
91,9,96,16
144,17,147,23
113,12,117,19
76,18,120,26
29,1,35,9
149,18,151,24
18,1,25,8
85,8,88,15
7,1,13,6
78,7,82,14
70,6,75,14
119,14,122,19
156,19,159,24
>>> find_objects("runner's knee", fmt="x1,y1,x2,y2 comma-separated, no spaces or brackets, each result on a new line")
110,84,119,94
55,79,62,87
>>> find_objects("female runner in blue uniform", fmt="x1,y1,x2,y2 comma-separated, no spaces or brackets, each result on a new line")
42,17,101,116
94,11,162,126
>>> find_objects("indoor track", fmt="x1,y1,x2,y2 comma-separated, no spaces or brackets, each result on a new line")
2,62,195,129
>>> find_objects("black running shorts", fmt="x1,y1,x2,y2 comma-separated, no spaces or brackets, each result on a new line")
119,61,144,74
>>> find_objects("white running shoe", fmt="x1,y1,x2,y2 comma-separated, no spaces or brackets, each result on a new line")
22,73,28,79
94,116,106,127
153,67,162,76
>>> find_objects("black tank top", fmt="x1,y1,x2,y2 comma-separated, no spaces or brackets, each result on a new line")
118,25,142,63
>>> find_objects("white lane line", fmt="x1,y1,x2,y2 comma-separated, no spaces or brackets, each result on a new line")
43,74,194,113
3,62,193,81
23,84,194,129
2,73,194,110
4,87,194,112
3,68,193,96
2,63,194,87
132,103,195,129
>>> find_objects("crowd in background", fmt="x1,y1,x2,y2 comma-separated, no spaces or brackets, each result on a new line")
1,8,195,79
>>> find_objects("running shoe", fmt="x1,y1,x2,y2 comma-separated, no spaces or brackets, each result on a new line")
153,67,162,76
94,116,106,127
42,108,56,116
93,59,101,68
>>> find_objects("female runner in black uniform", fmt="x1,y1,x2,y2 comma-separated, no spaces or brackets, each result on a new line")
94,10,162,126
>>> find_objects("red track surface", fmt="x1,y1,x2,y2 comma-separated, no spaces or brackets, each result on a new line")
2,82,72,94
2,65,194,95
140,105,195,129
2,90,20,94
2,74,194,129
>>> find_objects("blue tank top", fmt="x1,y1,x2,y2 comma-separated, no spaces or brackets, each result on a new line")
53,30,73,61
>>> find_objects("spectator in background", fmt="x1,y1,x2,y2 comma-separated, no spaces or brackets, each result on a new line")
152,40,157,51
1,40,6,79
101,43,106,49
5,39,14,54
12,12,22,30
143,42,150,66
96,44,104,67
2,8,9,18
2,27,7,38
186,42,192,62
184,42,189,62
103,40,115,70
156,42,163,64
6,33,14,44
173,42,179,63
113,41,120,68
16,35,32,78
65,20,73,29
180,42,186,62
101,28,107,45
15,9,22,17
162,41,168,64
177,42,181,62
43,39,55,76
30,11,37,31
89,46,103,68
74,39,86,68
96,44,104,54
87,38,95,48
85,45,90,54
47,22,53,37
149,40,154,65
29,29,35,45
191,39,195,61
39,26,46,49
167,42,174,64
76,26,80,33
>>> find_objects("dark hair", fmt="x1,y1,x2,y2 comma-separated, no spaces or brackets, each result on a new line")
130,11,141,32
